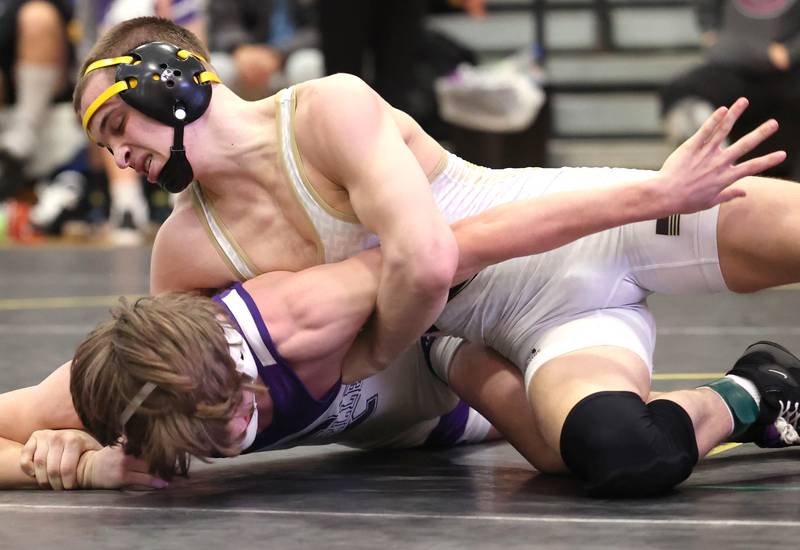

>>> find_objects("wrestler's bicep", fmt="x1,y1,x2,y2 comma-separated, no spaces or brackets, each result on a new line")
244,251,382,363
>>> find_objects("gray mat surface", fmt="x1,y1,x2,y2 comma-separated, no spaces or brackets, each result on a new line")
1,245,799,549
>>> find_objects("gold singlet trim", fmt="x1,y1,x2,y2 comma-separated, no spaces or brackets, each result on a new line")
189,183,261,281
275,88,326,264
284,87,360,223
427,150,449,182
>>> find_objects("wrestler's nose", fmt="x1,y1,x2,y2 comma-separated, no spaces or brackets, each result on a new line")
113,146,131,170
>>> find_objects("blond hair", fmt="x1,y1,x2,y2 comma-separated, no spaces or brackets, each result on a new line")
71,293,254,480
73,16,211,114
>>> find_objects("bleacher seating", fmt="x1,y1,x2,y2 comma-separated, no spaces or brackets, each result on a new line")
428,0,705,168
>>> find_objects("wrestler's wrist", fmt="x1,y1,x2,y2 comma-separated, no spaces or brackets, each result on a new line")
76,450,96,489
629,177,675,220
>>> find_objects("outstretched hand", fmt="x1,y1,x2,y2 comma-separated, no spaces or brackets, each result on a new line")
659,97,786,214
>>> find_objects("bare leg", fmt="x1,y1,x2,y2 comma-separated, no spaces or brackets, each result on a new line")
718,176,800,292
0,1,68,159
527,346,735,496
646,388,733,457
447,342,564,472
527,346,651,471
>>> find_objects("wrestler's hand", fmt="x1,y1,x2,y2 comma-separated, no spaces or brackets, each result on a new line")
20,429,102,490
659,97,786,213
76,446,169,490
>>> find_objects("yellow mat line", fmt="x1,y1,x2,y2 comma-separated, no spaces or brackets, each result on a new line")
0,295,141,310
707,442,743,457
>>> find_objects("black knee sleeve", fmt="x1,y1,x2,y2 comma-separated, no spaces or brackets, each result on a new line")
560,391,699,498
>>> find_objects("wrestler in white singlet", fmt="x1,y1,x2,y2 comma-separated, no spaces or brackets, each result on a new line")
195,85,728,389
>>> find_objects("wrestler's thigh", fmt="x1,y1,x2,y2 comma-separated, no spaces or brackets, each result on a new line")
718,176,800,292
446,341,564,472
526,346,651,472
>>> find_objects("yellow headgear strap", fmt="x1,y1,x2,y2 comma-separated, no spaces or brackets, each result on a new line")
80,49,219,141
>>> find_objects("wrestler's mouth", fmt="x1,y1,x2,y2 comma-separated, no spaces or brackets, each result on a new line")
145,156,157,183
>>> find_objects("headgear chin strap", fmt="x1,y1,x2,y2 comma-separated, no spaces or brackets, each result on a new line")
82,41,220,193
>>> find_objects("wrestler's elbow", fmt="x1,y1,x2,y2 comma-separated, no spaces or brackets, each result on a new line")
391,232,458,299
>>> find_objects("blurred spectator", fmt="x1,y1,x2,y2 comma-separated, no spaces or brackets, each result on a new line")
316,0,484,135
65,0,206,245
0,0,82,203
207,0,322,100
316,0,428,117
661,0,800,179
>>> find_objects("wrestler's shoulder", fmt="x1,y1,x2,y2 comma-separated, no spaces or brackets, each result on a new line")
296,74,382,121
299,73,375,100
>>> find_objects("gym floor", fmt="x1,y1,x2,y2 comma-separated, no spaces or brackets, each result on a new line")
1,245,800,549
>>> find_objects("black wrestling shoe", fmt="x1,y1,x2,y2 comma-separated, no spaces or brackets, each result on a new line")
728,341,800,447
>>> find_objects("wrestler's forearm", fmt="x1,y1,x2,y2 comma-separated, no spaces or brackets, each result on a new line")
450,180,664,281
369,236,457,365
0,362,82,443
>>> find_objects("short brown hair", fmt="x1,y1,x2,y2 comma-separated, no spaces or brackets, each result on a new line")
71,293,254,480
73,16,211,114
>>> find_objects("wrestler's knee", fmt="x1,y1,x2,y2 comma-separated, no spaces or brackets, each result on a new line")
559,392,699,498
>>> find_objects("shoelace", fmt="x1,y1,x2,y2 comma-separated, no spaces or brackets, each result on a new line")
774,400,800,445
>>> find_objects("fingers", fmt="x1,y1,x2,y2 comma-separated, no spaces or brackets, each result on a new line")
21,431,98,490
120,453,168,490
45,438,66,491
732,151,787,181
32,437,51,489
59,439,84,490
124,471,170,490
19,436,37,477
705,97,749,151
32,434,50,489
714,187,747,205
689,105,728,146
724,119,780,161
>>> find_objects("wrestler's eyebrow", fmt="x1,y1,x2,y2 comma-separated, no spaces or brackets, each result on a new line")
93,108,113,148
99,110,111,138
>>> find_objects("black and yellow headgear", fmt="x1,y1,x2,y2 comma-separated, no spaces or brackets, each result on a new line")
82,41,220,193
